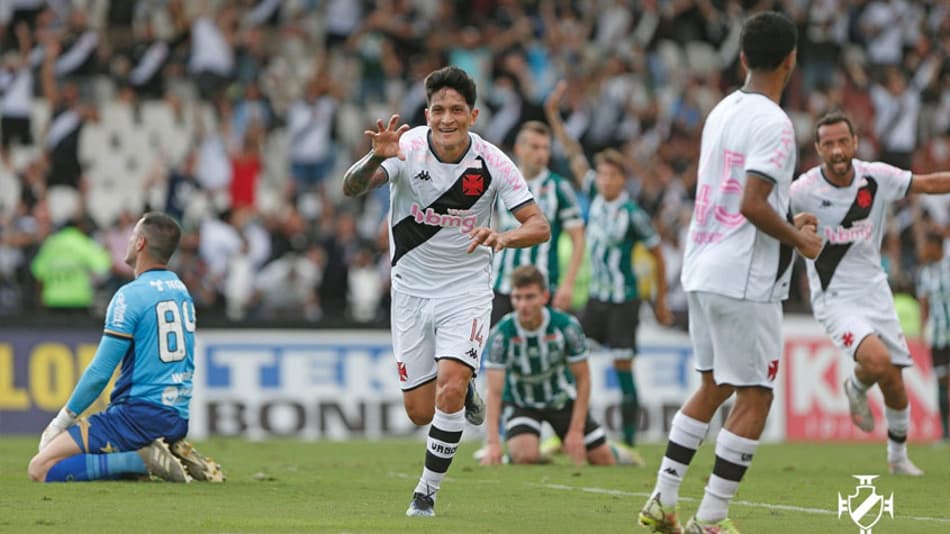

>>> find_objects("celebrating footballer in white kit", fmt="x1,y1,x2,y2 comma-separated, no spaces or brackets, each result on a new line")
790,111,950,476
639,12,822,534
342,66,550,518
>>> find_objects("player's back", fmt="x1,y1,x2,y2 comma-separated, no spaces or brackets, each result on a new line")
105,269,196,418
682,90,796,302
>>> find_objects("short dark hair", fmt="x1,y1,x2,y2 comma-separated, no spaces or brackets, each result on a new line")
140,212,182,264
510,265,546,291
814,111,855,142
425,66,477,109
740,12,798,71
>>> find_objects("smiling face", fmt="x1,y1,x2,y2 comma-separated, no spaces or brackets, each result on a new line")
815,120,857,181
425,87,478,160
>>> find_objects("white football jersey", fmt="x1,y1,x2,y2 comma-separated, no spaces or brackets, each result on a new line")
381,126,534,297
790,159,912,301
681,90,797,302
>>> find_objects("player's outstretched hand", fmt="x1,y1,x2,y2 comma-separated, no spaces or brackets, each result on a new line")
796,223,823,259
467,227,509,253
364,114,410,160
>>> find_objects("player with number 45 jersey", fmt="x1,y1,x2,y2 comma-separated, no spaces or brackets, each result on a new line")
29,212,205,483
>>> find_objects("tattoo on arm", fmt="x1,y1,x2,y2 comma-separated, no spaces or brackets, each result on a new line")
343,152,387,197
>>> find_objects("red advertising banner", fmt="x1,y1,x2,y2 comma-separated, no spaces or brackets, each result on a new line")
784,334,941,442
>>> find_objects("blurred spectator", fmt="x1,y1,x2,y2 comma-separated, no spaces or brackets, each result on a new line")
870,57,941,169
347,244,382,323
287,69,340,201
188,6,236,101
168,229,217,311
98,210,136,290
1,0,948,326
30,217,110,313
229,129,262,210
0,23,34,160
253,246,323,321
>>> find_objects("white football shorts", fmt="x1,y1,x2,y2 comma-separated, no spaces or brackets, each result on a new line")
812,288,912,367
688,291,783,388
391,288,492,390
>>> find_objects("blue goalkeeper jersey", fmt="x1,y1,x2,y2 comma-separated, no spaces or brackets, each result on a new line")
103,269,196,418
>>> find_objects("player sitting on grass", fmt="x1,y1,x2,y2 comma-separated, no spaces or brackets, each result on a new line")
27,212,223,483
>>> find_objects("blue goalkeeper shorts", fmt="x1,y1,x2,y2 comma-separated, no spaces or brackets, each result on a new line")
67,400,188,453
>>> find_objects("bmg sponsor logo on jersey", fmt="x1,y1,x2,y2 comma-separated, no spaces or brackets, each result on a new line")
409,203,477,233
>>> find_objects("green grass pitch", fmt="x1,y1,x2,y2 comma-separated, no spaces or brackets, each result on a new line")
1,437,947,533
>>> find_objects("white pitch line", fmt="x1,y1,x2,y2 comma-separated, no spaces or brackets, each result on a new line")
389,473,950,524
531,482,950,524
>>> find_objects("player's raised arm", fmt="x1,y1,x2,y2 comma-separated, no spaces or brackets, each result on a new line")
741,176,823,259
544,81,590,188
342,114,409,197
908,171,950,195
647,244,674,325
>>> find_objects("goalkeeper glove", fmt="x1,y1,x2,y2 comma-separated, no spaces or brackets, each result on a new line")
38,407,77,451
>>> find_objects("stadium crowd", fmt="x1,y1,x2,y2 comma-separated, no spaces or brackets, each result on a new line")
0,0,948,327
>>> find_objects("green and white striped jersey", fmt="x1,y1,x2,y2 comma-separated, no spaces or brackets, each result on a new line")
585,176,660,303
492,170,582,294
918,256,950,348
485,307,588,410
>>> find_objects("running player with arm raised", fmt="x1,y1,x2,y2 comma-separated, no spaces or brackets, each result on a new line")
791,111,950,475
639,12,822,533
343,66,549,517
